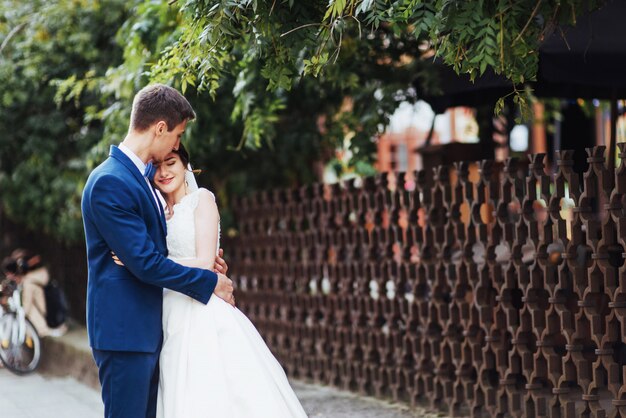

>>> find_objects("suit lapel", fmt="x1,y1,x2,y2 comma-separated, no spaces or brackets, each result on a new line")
109,146,167,237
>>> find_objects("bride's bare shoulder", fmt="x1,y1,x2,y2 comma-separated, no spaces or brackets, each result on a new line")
195,188,218,212
196,187,216,201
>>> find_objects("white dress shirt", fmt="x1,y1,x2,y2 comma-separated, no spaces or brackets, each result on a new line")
118,144,165,212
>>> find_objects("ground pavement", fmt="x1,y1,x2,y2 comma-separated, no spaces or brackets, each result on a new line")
0,325,450,418
0,370,103,418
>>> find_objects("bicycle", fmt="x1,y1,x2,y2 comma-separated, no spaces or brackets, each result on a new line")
0,278,41,374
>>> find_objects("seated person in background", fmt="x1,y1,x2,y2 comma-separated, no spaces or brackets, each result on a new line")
2,249,67,338
0,273,16,308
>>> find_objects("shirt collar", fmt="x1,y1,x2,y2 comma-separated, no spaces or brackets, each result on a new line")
118,143,147,176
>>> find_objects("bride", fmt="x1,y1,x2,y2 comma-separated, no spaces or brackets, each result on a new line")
152,144,307,418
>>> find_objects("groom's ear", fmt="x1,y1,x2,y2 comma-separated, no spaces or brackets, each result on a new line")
154,120,168,136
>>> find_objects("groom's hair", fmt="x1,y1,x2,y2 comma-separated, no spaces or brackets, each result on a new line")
130,84,196,132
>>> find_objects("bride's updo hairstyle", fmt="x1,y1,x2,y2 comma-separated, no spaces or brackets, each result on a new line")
173,142,191,168
172,142,201,175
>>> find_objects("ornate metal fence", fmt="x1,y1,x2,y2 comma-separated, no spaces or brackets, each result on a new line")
231,145,626,417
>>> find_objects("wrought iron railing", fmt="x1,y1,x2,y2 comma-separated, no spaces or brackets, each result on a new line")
231,145,626,417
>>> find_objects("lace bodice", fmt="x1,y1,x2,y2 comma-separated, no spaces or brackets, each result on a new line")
166,189,220,259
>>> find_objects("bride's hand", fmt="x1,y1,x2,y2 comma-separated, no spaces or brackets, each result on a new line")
111,251,125,266
214,249,228,275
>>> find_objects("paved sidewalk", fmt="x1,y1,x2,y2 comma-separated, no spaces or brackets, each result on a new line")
0,370,103,418
0,369,436,418
6,325,448,418
293,381,439,418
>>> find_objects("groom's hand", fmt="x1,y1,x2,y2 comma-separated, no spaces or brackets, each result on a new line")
111,251,124,266
214,273,235,306
214,249,228,275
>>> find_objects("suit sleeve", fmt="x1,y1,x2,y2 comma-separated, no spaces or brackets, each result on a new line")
87,174,217,304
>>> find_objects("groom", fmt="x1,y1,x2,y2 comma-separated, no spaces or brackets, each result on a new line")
81,84,234,418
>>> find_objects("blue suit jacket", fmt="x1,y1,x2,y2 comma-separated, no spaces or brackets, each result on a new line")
81,145,217,352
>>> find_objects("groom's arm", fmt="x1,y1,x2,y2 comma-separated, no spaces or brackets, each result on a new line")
87,174,217,304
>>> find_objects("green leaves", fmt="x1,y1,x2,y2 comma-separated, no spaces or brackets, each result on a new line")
316,0,604,112
303,53,329,77
0,0,607,242
0,0,128,242
107,0,606,176
325,0,348,21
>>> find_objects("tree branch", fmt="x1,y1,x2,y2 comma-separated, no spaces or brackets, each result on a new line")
280,23,328,38
500,13,504,73
0,22,27,56
513,0,542,45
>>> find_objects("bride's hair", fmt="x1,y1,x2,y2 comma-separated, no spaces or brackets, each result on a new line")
173,142,201,175
173,142,191,168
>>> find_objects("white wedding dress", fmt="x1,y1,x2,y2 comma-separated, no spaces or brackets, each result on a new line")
156,189,307,418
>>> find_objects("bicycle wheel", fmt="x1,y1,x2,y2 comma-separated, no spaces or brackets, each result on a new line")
0,312,41,375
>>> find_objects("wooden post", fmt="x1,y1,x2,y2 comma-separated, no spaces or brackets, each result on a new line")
532,101,547,154
609,97,617,172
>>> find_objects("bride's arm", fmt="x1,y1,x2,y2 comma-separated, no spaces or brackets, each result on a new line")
172,189,219,270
